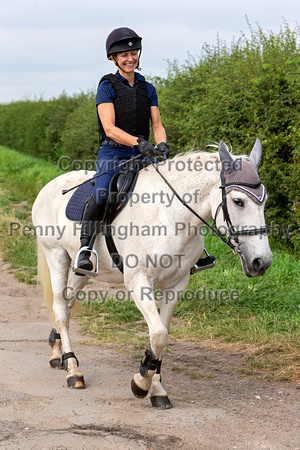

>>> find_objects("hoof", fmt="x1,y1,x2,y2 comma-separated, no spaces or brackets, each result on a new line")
131,378,148,398
49,358,63,369
150,396,173,409
67,376,85,389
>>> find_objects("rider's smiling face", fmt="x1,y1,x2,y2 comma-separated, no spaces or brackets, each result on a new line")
113,50,139,74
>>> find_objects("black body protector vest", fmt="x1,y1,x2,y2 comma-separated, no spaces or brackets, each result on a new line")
97,73,150,146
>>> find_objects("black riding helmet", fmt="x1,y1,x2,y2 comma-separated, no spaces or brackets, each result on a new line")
106,27,142,58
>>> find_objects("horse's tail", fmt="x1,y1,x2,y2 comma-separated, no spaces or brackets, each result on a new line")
37,240,55,324
37,240,82,321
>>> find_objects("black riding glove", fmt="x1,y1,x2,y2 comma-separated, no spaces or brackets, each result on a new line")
157,142,169,160
137,138,157,158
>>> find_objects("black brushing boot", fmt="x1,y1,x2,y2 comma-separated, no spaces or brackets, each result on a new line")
76,195,105,274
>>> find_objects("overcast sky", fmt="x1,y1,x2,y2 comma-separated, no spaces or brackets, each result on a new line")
0,0,298,104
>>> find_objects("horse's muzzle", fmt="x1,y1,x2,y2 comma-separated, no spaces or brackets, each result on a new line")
239,251,273,277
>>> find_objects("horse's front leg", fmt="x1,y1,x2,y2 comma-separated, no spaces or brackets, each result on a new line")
126,275,172,408
149,274,190,408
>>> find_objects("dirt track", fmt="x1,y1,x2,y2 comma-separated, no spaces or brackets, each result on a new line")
0,257,300,450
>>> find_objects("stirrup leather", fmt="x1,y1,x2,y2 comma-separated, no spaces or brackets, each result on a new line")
191,248,215,273
72,246,99,277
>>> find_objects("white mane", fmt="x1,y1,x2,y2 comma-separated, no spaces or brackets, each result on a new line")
172,147,249,164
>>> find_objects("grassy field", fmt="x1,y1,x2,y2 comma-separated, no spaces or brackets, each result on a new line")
1,145,299,382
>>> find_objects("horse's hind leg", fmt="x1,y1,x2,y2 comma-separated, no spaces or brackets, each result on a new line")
48,328,63,369
43,246,86,388
38,242,64,369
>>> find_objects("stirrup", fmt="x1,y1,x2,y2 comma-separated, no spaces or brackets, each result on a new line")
72,246,99,277
191,248,215,274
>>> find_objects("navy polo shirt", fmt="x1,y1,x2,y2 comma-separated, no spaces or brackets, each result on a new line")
96,71,159,107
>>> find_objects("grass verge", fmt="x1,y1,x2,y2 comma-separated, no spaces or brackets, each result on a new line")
0,146,62,282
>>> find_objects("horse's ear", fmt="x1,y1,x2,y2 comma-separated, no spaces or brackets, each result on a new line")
249,139,262,169
218,141,235,173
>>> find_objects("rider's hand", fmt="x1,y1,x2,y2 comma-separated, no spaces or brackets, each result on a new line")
137,138,156,158
157,142,169,160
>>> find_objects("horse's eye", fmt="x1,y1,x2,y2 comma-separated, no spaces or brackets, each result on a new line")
233,198,244,207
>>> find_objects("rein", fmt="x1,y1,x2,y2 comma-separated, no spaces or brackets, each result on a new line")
148,159,237,252
62,154,143,195
148,159,268,253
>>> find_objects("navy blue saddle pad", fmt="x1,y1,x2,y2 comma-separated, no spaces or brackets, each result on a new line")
65,181,94,221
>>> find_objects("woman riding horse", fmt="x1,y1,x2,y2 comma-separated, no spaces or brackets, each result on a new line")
77,27,169,273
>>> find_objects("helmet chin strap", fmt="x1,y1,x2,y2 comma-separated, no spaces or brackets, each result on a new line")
112,55,120,69
137,49,142,71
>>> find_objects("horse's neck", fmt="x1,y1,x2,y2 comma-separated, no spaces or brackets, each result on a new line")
149,159,221,224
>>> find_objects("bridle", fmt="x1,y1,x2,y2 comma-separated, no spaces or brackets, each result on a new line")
213,170,269,251
149,160,269,254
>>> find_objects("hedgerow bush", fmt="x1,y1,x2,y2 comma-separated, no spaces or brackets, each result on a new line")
0,21,299,242
0,92,95,161
58,92,98,161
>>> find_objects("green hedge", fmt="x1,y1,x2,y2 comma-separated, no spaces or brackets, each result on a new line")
0,91,98,162
156,22,300,229
0,22,299,246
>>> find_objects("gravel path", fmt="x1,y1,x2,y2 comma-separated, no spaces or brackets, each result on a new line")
0,258,299,449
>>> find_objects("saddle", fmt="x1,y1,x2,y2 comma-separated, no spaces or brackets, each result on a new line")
65,159,149,223
103,159,150,273
104,158,149,223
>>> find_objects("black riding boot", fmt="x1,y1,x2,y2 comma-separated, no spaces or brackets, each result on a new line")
77,195,105,272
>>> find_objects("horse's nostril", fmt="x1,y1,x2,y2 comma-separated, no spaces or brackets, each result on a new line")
252,258,262,272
